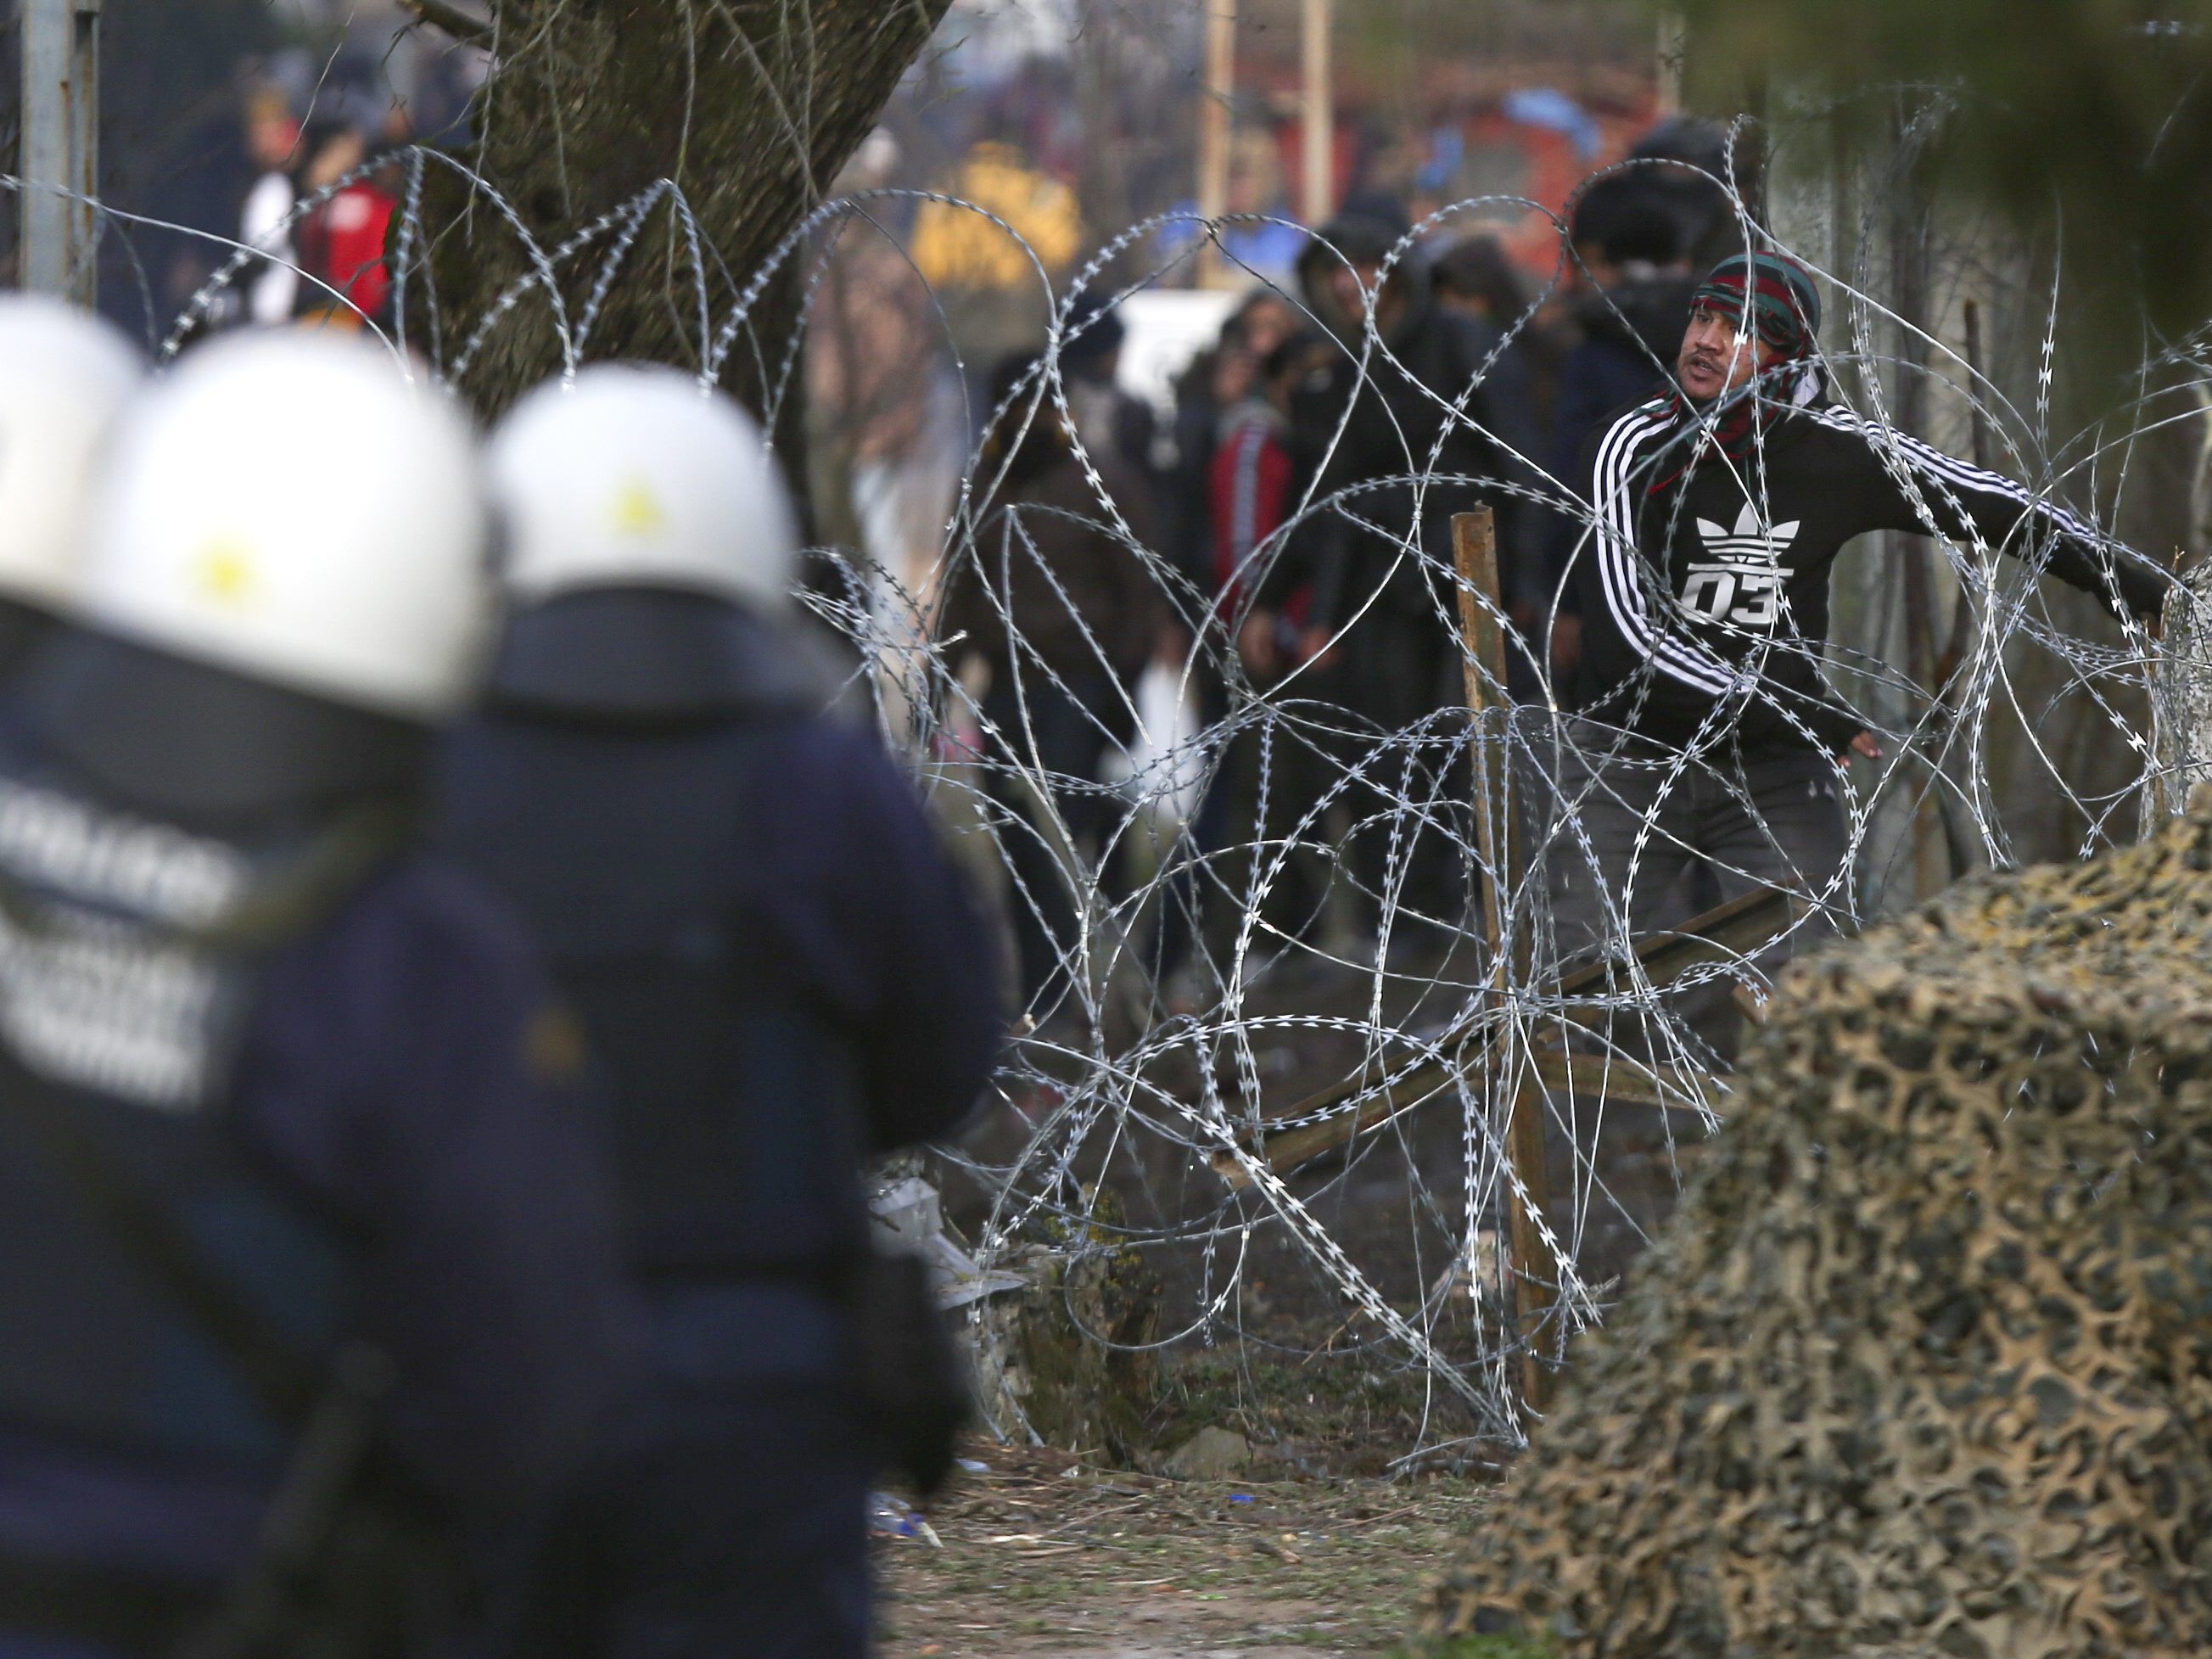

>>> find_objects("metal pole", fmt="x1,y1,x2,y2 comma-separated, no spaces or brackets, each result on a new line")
1196,0,1235,289
1300,0,1333,227
19,0,101,305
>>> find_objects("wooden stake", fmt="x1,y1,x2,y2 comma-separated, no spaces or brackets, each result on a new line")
1451,508,1556,1414
1196,0,1238,289
1655,11,1686,119
1299,0,1334,227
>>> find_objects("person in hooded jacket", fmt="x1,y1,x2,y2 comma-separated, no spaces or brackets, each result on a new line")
938,351,1163,1010
435,365,1005,1659
0,329,632,1658
1548,251,2169,1057
1162,292,1302,602
1147,328,1337,985
1539,177,1700,687
1435,232,1561,436
1432,231,1562,699
1268,194,1543,950
1060,294,1164,518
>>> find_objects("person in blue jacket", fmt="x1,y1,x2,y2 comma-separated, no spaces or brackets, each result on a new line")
436,364,1005,1659
0,331,634,1657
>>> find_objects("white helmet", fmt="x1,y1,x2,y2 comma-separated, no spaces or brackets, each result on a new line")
485,364,798,612
81,330,487,720
0,295,141,613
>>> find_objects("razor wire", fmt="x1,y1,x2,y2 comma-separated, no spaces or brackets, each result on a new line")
19,109,2211,1464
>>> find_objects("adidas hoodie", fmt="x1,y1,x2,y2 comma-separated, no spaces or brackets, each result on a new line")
1564,393,2169,759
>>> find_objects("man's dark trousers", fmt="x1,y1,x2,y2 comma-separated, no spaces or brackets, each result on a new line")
1536,719,1851,1062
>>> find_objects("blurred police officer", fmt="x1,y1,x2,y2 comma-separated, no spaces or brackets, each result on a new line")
436,365,1003,1659
0,296,140,679
0,331,633,1658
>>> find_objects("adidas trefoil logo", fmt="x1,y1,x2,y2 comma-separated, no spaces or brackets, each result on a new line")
1694,500,1800,567
1681,501,1800,627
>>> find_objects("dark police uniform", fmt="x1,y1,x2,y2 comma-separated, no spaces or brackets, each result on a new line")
0,637,636,1659
436,594,1004,1659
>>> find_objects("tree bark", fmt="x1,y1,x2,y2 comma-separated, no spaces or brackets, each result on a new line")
413,0,949,426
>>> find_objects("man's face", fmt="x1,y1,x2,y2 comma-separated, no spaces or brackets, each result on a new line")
1324,260,1383,324
1677,302,1784,403
1240,295,1296,360
305,129,368,192
248,115,300,172
1570,240,1618,294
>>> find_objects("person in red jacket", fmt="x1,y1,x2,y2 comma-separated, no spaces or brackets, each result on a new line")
292,123,398,330
1209,333,1332,687
1155,331,1332,978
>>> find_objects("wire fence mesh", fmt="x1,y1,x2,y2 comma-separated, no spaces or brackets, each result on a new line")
13,92,2207,1462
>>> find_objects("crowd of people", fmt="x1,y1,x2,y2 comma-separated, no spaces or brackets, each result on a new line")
938,153,1728,1005
0,302,1001,1659
941,149,2171,1023
0,52,2181,1659
225,83,413,334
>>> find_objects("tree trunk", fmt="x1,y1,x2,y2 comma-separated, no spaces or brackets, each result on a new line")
2144,373,2212,816
413,0,949,427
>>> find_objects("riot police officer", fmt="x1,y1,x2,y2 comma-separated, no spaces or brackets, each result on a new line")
436,364,1004,1659
0,331,633,1657
0,295,140,677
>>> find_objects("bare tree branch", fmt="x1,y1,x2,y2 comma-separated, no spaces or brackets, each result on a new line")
400,0,494,49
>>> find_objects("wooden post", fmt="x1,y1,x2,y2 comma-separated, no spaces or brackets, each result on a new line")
1655,11,1686,120
1884,108,1951,903
1214,882,1794,1189
1196,0,1237,289
1951,300,1991,679
1927,300,1993,873
1299,0,1333,227
1452,507,1557,1413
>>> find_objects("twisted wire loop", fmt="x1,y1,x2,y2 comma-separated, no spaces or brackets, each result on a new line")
31,109,2196,1462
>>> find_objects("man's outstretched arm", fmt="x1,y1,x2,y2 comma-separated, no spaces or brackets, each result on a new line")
1809,404,2170,621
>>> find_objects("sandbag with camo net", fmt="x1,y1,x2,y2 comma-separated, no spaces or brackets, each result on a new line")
1424,800,2212,1659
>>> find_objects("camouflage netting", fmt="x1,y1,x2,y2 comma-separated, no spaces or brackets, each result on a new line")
1425,802,2212,1659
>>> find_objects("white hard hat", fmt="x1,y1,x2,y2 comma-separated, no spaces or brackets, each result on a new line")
81,330,487,720
0,295,141,613
485,364,798,612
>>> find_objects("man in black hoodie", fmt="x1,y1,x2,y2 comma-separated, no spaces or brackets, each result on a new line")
1539,181,1699,687
1272,195,1542,949
1545,251,2167,1051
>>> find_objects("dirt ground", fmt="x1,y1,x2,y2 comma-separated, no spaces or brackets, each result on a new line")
897,942,1705,1657
873,1442,1491,1657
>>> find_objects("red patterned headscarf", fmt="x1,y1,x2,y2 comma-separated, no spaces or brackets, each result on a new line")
1690,251,1822,358
1647,251,1824,493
